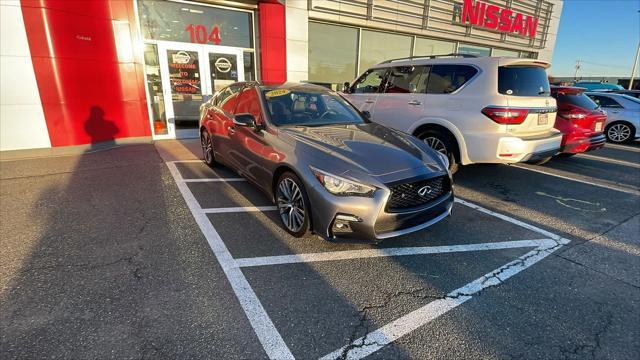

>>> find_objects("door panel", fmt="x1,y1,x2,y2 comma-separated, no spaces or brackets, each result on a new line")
344,68,388,114
373,66,427,132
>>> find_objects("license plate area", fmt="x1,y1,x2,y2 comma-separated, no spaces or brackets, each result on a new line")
537,113,548,125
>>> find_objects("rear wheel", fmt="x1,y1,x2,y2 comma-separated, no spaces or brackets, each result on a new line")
275,172,311,237
557,153,577,158
527,156,552,165
606,122,634,143
416,129,459,174
201,130,216,168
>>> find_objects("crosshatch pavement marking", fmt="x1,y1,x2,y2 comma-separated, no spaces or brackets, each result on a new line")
167,160,571,360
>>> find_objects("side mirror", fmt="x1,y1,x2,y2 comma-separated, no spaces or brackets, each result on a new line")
343,82,351,93
361,110,371,120
233,113,256,128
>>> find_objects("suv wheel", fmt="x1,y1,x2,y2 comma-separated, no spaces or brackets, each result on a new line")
417,130,459,174
275,172,311,237
606,122,634,143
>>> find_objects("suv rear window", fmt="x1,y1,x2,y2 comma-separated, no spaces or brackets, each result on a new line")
555,93,599,110
498,66,550,96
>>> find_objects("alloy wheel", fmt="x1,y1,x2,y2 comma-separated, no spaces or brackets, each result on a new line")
277,178,305,233
607,124,631,143
201,131,214,164
423,137,448,155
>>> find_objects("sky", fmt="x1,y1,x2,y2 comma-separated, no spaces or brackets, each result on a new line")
551,0,640,77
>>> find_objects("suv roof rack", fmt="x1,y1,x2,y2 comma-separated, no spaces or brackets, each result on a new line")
379,53,479,64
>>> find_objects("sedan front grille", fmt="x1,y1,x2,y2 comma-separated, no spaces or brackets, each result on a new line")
386,176,450,212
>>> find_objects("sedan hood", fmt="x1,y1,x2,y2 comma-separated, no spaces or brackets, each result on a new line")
278,123,442,176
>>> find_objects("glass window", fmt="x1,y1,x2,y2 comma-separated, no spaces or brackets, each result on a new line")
413,38,455,57
166,49,202,121
308,22,358,85
138,0,253,48
243,51,256,81
426,65,478,94
554,93,599,111
492,48,520,57
261,88,364,126
219,84,243,114
359,30,412,72
384,66,427,94
588,95,623,108
209,53,239,92
458,44,491,57
235,86,263,122
352,68,388,94
143,44,167,135
498,66,550,96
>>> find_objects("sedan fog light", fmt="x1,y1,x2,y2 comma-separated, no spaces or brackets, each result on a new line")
332,214,362,234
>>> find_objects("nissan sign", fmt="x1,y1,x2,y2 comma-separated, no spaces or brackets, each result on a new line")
454,0,540,39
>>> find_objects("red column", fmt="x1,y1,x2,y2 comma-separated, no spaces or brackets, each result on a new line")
20,0,150,147
258,2,287,84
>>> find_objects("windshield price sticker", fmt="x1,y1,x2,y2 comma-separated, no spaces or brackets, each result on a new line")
265,89,291,98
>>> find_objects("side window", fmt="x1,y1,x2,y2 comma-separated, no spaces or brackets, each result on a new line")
591,95,622,108
220,84,243,114
426,65,478,94
384,66,427,94
234,87,263,123
352,69,387,94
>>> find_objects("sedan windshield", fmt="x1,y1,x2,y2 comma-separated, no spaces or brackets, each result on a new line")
261,89,365,127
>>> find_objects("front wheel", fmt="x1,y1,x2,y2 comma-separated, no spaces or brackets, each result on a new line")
416,130,459,174
606,122,634,143
275,172,311,237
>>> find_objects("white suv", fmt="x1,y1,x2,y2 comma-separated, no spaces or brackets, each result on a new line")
342,55,562,172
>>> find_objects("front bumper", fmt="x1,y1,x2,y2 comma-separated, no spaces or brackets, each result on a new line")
307,175,453,243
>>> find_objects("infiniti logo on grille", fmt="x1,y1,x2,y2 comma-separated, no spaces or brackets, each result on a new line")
418,186,432,197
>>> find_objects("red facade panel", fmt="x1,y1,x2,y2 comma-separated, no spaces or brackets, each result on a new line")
258,2,287,84
20,0,150,147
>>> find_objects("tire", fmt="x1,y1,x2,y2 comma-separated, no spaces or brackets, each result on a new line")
557,153,577,158
606,122,634,143
416,129,459,174
201,130,216,168
275,172,311,237
527,156,552,165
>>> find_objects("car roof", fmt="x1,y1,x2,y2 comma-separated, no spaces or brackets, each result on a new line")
551,85,587,93
367,56,550,70
257,82,332,93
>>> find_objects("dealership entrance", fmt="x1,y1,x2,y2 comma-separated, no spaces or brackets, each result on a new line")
137,0,256,139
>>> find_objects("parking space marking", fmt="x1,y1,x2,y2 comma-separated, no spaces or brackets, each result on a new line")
234,239,557,268
203,206,278,214
575,153,640,168
183,178,247,183
511,164,640,196
167,159,573,360
166,161,295,360
604,143,640,152
320,238,564,360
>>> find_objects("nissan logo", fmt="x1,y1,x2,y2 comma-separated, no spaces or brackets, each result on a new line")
215,57,232,73
418,186,432,197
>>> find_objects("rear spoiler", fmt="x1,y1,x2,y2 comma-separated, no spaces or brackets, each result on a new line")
500,59,551,69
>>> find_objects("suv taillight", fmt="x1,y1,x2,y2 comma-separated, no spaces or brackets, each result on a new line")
558,105,589,120
481,107,529,125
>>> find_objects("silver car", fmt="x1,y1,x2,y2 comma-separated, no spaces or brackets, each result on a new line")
199,82,453,242
586,92,640,143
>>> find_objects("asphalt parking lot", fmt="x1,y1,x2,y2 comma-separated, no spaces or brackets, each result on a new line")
1,141,639,359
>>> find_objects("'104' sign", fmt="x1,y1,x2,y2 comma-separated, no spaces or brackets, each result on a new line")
185,24,222,45
454,0,540,39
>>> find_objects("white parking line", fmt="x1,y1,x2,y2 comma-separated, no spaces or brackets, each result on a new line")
575,153,640,168
320,239,563,360
605,143,640,152
166,162,294,360
203,206,278,214
511,164,640,196
234,239,557,268
168,158,573,360
183,178,247,183
171,159,203,163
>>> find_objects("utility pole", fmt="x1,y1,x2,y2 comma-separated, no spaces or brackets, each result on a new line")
574,59,581,81
629,41,639,90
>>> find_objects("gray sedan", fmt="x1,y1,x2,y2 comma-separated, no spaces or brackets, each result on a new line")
199,82,453,242
587,92,640,143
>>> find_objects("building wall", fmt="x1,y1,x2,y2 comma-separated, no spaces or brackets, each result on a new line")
0,0,51,151
286,1,308,82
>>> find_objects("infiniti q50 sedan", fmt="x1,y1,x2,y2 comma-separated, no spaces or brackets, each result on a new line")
199,82,453,242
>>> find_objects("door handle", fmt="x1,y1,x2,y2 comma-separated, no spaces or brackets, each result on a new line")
228,126,236,135
408,100,422,105
365,99,375,104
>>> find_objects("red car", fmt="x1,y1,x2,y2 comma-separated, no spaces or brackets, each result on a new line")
550,86,607,155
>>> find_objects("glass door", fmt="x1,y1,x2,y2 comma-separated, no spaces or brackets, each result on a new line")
157,42,243,139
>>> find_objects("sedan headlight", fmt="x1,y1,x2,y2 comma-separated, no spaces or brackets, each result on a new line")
310,166,375,197
435,151,450,169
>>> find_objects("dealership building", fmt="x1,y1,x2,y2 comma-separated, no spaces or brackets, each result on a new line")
0,0,563,152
